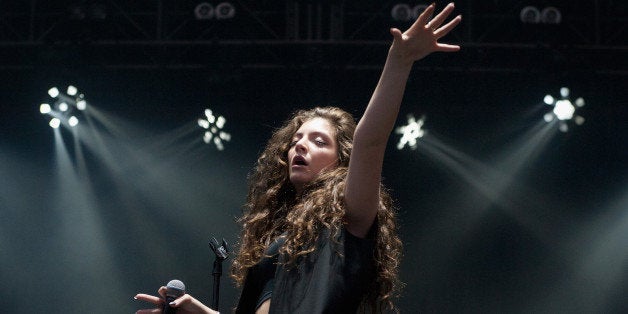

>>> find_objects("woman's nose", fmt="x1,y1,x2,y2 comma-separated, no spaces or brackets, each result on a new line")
295,139,307,153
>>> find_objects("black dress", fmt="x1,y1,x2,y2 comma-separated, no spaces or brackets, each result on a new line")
235,227,377,314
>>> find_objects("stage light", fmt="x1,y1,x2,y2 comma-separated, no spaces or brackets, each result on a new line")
68,116,79,127
554,100,575,120
67,85,78,96
198,119,210,129
520,6,541,24
395,114,426,150
541,6,561,24
412,4,430,20
198,108,231,151
40,103,52,114
216,116,226,128
391,4,412,22
48,87,60,98
543,87,585,132
49,118,61,129
76,99,87,110
194,2,214,20
39,85,88,129
215,2,236,20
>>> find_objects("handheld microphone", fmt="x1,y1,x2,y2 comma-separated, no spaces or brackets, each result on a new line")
163,279,186,314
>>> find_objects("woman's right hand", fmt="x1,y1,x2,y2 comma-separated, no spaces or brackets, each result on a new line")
388,2,462,64
135,286,219,314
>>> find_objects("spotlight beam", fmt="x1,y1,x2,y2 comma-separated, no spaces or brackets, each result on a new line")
51,128,125,312
524,190,628,313
419,130,561,243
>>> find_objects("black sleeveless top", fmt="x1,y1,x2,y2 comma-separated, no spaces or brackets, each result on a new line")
235,227,376,313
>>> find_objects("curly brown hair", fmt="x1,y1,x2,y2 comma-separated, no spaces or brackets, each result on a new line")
231,107,403,311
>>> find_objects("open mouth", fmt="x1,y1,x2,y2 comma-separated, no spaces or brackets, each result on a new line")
292,155,307,166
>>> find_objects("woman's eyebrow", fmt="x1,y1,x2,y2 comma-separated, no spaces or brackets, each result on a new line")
308,131,332,138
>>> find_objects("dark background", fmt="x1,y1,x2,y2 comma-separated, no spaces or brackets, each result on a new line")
1,1,626,313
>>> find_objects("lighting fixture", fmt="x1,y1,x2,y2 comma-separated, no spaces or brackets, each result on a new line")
194,2,214,20
395,114,426,150
215,2,236,20
543,87,585,132
197,108,231,151
39,85,87,128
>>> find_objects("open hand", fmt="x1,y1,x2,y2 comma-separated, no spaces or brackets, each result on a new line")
389,2,462,63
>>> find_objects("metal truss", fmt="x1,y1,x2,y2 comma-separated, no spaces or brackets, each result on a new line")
0,0,626,74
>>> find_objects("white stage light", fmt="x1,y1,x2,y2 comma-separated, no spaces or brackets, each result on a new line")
219,131,231,141
214,137,225,150
76,99,87,110
553,100,575,120
216,116,226,128
205,108,216,123
543,87,586,132
560,87,569,97
48,87,60,98
39,85,88,131
68,116,79,127
198,108,231,150
67,85,78,96
198,119,210,129
40,103,52,114
49,118,61,129
395,114,426,150
203,131,213,143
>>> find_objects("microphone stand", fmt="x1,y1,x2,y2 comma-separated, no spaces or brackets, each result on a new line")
209,237,230,311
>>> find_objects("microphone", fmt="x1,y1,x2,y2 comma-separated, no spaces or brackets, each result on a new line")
163,279,186,314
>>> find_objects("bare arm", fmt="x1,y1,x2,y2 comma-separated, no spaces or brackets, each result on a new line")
344,3,462,237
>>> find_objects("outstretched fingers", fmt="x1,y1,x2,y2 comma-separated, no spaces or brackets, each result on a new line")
413,3,436,32
427,3,462,52
426,3,456,30
434,14,462,39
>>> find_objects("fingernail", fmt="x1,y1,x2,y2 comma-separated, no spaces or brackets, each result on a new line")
169,301,176,306
133,296,137,300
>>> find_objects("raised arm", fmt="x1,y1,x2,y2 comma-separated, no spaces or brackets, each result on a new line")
344,3,461,237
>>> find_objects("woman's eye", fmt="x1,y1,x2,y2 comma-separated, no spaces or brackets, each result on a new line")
315,139,326,145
